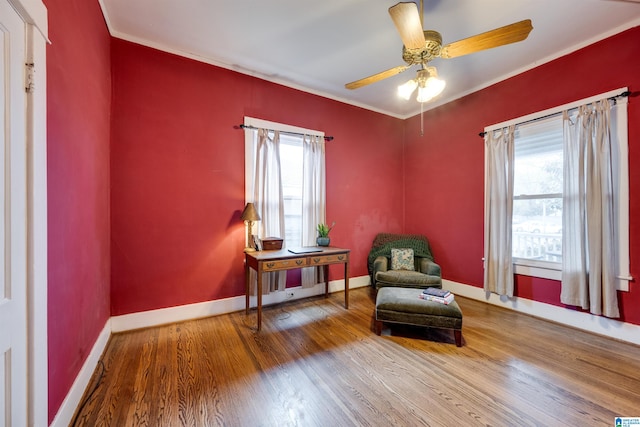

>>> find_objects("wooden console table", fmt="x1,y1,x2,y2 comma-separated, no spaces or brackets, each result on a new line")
244,247,350,331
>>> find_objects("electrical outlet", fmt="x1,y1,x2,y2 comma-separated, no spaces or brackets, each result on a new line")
285,290,295,299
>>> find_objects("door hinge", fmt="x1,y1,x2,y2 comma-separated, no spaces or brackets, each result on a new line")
25,62,35,93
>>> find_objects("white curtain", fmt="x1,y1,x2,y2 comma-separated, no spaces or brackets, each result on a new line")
252,128,286,293
483,125,515,297
561,100,619,318
301,134,326,287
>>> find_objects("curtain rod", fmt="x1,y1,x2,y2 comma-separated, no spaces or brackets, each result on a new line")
477,90,631,138
237,124,334,141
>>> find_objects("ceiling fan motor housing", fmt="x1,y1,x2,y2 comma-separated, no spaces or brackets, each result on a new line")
402,30,443,65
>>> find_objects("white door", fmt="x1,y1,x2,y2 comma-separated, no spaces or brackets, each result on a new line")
0,0,28,425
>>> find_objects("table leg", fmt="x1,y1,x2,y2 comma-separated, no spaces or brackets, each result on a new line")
344,260,350,309
245,260,250,315
257,270,262,331
324,265,329,297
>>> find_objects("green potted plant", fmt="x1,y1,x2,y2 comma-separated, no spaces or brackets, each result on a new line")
316,221,335,246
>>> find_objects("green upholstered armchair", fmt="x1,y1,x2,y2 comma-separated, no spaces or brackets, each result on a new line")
367,233,442,290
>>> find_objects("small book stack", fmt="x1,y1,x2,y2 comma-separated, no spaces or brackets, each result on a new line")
420,287,454,305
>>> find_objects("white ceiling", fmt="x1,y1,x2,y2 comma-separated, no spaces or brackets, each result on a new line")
99,0,640,119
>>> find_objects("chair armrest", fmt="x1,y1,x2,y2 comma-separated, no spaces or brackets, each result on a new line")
372,256,388,287
373,256,389,274
418,258,441,277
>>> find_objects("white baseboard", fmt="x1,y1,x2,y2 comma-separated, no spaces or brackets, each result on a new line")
443,279,640,346
111,275,371,332
49,319,112,427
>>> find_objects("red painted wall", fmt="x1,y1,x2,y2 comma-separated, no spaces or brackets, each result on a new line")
45,0,112,422
404,26,640,325
110,39,405,315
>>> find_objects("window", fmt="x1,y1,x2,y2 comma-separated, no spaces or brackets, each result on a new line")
243,117,326,251
280,135,303,247
512,116,563,264
485,88,630,290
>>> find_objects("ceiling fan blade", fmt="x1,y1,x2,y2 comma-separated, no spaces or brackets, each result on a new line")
345,65,410,90
388,2,426,50
440,19,533,59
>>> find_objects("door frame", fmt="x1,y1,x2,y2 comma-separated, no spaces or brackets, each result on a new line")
7,0,48,425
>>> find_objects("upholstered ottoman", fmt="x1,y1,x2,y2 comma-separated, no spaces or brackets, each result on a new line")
374,287,463,346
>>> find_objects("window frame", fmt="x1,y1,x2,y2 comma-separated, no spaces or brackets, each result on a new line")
484,88,630,290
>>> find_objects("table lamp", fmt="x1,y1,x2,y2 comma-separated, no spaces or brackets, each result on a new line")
241,202,260,252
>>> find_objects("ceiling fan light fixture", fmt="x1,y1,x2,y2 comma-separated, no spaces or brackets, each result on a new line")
416,75,446,103
397,79,418,100
400,66,446,103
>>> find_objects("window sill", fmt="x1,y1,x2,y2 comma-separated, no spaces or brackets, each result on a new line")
513,259,561,281
513,258,630,291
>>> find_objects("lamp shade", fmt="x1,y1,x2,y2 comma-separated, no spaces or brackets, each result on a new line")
241,202,260,222
397,79,418,100
416,76,446,103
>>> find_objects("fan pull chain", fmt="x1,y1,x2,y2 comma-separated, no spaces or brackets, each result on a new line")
420,101,424,137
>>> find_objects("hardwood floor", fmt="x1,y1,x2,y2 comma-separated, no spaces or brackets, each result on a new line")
72,287,640,426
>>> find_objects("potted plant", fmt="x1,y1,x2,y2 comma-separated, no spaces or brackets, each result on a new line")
316,222,335,246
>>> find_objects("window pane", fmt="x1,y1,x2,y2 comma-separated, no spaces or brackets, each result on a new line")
513,199,562,262
513,116,563,195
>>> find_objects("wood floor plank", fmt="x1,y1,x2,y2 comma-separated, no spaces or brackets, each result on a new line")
72,287,640,426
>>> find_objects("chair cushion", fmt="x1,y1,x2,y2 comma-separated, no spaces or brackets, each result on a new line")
391,248,414,271
375,270,441,289
376,287,462,330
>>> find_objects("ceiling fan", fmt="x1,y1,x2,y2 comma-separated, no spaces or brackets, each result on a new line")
345,1,533,103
